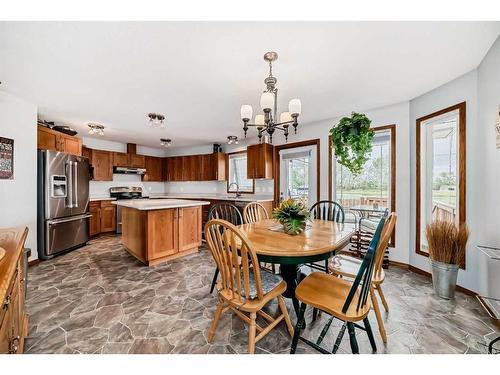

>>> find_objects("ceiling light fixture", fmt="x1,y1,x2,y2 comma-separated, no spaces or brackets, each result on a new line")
227,136,239,145
148,113,166,128
88,123,105,136
160,138,172,147
240,52,301,143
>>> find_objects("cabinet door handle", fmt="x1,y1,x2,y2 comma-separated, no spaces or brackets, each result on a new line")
3,295,11,309
9,336,20,354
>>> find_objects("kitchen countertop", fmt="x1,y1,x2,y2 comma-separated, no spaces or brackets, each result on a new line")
89,196,117,202
145,193,274,202
112,198,210,211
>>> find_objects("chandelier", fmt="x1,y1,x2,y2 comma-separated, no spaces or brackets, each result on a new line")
160,138,172,147
88,123,105,136
148,113,166,128
240,52,301,143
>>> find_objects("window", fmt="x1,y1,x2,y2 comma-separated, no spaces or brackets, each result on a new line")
330,125,396,244
416,102,466,258
227,152,254,193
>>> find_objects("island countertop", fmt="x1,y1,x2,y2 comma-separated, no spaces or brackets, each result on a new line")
112,198,210,211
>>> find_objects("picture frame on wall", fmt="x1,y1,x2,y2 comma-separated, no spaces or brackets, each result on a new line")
0,137,14,179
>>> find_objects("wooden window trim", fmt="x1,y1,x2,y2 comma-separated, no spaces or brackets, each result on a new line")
273,139,321,207
226,151,255,194
329,124,397,246
415,102,466,266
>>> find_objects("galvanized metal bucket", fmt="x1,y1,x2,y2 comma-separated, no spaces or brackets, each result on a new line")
430,259,459,299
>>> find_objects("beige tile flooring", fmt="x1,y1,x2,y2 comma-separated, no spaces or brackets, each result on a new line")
24,234,497,354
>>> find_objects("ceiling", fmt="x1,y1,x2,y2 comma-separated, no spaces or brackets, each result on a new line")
1,22,499,148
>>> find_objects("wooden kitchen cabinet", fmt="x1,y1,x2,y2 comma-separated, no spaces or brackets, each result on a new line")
129,154,146,168
91,150,113,181
37,125,82,156
163,153,226,182
0,227,29,354
201,152,226,181
143,156,163,182
112,152,129,167
147,209,179,260
82,146,92,160
178,206,202,252
89,200,116,236
247,143,274,179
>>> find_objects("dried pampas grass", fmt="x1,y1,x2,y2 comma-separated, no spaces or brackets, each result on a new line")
425,221,469,265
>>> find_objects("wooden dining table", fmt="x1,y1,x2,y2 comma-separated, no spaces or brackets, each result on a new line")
238,218,355,316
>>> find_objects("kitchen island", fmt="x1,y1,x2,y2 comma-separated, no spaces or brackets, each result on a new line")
113,199,209,266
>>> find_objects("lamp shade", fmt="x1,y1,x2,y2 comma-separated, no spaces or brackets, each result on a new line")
280,112,292,123
289,98,302,116
240,105,253,121
260,92,274,111
255,114,265,126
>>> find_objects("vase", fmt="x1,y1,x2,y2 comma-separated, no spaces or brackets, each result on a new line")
429,259,459,299
279,220,306,235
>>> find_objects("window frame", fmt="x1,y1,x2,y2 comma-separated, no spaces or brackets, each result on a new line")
226,151,255,194
415,102,466,263
329,124,396,246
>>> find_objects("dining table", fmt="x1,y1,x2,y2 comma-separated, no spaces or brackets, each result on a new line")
237,218,356,318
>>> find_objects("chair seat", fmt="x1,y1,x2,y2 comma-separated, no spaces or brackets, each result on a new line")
295,272,370,322
329,254,385,283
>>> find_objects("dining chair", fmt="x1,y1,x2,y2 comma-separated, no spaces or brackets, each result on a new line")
208,203,243,294
327,212,397,343
205,219,294,354
290,215,386,354
243,202,276,274
243,202,269,223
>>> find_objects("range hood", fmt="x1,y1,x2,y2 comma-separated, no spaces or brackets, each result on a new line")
113,166,146,175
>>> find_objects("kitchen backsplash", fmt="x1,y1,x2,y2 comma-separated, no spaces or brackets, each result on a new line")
89,174,166,197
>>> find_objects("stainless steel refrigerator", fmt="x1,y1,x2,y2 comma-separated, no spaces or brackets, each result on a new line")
37,150,91,259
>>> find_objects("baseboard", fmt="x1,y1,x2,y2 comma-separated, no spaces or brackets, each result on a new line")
389,261,477,297
28,259,40,267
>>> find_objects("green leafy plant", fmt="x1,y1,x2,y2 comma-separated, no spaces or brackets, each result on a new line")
272,198,311,235
330,112,374,175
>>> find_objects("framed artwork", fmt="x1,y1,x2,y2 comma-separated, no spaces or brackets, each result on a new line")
0,137,14,179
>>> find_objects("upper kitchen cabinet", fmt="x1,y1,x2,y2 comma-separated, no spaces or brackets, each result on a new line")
247,143,274,179
91,149,113,181
143,156,163,182
201,152,226,181
37,125,82,156
129,154,146,168
163,153,225,182
112,152,129,167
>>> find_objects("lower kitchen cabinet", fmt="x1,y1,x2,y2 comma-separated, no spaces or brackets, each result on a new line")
0,227,29,354
89,200,116,236
178,206,202,251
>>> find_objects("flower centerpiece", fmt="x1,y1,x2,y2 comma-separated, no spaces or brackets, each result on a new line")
272,198,311,235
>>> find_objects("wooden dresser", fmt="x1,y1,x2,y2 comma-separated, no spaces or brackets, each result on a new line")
0,227,29,354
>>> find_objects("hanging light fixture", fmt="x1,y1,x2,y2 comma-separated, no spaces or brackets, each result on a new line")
160,138,172,147
227,136,239,145
148,113,166,128
240,52,301,143
87,123,105,136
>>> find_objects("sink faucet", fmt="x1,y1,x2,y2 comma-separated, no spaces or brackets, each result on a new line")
228,182,241,198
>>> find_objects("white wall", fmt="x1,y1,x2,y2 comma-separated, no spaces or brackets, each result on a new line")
476,36,500,298
0,91,38,260
409,70,480,291
82,136,167,197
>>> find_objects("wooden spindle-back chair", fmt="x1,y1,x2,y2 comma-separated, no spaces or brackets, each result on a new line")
243,202,269,224
207,203,243,293
205,219,294,354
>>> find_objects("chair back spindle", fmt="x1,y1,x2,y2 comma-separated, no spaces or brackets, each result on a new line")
205,219,263,303
341,214,386,314
243,202,269,224
208,203,243,225
310,201,345,223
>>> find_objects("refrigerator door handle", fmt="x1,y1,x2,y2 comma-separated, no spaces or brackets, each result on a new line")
47,214,92,225
73,161,78,208
66,161,74,208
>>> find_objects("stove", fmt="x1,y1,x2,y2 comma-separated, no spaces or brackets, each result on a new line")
110,187,149,233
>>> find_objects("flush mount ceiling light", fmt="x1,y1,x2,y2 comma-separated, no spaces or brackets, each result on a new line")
160,138,172,147
227,136,239,145
240,51,301,143
87,123,105,136
148,113,166,128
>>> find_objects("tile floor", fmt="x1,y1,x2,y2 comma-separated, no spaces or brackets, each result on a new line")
24,234,497,354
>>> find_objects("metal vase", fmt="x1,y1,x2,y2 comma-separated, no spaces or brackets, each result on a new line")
430,259,459,299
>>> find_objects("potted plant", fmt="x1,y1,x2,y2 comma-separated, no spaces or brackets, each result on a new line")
330,112,374,175
272,198,311,235
425,221,469,299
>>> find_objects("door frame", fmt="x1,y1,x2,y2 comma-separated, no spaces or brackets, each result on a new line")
273,139,321,207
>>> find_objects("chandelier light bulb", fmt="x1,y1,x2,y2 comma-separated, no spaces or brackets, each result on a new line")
289,99,302,116
240,105,253,121
255,114,265,126
260,92,274,111
280,112,292,123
